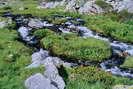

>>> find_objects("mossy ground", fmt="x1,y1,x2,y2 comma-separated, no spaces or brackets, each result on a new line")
41,33,111,62
0,28,44,89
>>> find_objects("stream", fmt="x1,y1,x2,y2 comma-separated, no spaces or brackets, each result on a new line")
1,12,133,79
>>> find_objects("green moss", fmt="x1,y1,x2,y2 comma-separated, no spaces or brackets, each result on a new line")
120,56,133,68
41,33,111,62
0,28,44,89
33,29,55,37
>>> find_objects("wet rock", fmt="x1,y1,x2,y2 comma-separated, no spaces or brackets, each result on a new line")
28,19,43,29
25,73,57,89
18,26,29,38
18,26,37,44
43,21,54,27
113,85,133,89
59,28,71,33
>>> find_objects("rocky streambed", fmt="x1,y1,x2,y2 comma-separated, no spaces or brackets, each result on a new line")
1,12,133,89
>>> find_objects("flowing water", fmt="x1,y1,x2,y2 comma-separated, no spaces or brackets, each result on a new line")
2,12,133,78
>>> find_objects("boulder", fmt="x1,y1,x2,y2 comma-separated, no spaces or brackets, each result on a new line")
44,64,65,89
25,73,57,89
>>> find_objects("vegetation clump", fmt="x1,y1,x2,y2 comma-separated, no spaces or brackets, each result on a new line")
33,29,54,38
52,18,67,24
70,66,114,85
121,56,133,68
123,19,133,25
95,0,112,9
84,15,133,43
65,66,133,89
41,33,111,62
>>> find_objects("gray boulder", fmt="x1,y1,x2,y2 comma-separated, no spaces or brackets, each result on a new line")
25,73,57,89
42,57,65,89
44,64,65,89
